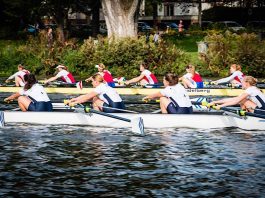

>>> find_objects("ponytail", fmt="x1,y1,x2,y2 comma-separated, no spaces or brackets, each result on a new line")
24,74,37,90
164,73,178,86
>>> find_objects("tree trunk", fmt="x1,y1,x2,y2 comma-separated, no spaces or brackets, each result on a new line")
92,1,100,37
101,0,142,39
198,0,202,27
152,1,158,28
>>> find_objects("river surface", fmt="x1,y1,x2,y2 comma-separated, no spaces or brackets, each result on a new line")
0,124,265,197
1,93,265,197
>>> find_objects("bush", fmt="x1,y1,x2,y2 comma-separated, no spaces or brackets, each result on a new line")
203,31,265,77
0,33,190,79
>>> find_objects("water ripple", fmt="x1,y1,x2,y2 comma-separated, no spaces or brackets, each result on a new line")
0,124,265,197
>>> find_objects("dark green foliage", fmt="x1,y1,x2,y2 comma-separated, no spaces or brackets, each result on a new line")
203,31,265,77
0,33,189,79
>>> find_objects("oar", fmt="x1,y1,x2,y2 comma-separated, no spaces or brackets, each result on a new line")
196,101,265,119
0,111,4,127
64,100,145,135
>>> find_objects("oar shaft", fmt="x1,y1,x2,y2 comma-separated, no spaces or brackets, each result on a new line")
86,108,131,123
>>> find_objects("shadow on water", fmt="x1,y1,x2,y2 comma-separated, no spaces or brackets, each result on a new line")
0,124,265,197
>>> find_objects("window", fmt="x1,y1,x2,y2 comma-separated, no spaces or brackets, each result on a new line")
164,4,174,16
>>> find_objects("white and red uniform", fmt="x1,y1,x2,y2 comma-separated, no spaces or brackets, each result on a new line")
99,70,115,87
7,69,30,86
245,86,265,109
141,69,158,84
216,71,244,85
56,69,76,83
183,72,203,88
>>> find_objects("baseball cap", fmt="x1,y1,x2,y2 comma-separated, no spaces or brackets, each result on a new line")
56,65,65,69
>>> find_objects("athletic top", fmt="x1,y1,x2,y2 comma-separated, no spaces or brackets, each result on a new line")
19,84,51,102
183,72,203,88
99,70,114,83
245,86,265,109
56,69,76,83
141,69,158,84
160,83,192,108
94,83,123,105
7,69,30,86
216,71,244,85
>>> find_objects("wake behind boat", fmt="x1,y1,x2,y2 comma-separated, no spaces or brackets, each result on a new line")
2,109,265,131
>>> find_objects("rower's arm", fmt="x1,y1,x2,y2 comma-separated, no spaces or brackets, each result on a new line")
143,92,163,101
126,74,145,84
4,92,20,102
212,93,248,107
6,72,19,82
70,91,98,105
216,73,236,84
45,76,59,84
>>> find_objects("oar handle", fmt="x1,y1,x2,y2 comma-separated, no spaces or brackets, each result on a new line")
84,107,131,123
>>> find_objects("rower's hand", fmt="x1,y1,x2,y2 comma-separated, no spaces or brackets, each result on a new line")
44,80,49,85
206,102,215,108
4,98,12,103
5,79,10,83
211,81,218,85
124,81,129,86
213,105,221,110
85,77,93,83
142,97,150,103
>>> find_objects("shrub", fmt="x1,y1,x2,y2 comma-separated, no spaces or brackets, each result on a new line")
203,31,265,77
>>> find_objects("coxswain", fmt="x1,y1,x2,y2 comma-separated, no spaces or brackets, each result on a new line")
69,73,125,113
86,63,115,87
212,64,244,86
4,74,53,112
5,64,30,87
125,62,158,86
44,65,76,84
180,64,203,88
143,73,193,114
209,76,265,115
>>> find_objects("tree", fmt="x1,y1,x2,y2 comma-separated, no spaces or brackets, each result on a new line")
101,0,143,39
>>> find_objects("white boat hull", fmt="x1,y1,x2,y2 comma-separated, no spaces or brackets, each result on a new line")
2,111,265,131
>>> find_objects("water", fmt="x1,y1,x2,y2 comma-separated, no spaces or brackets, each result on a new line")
0,125,265,197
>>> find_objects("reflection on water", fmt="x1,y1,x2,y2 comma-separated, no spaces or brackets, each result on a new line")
0,124,265,197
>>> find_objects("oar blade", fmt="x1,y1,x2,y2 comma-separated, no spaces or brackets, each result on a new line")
131,116,145,135
0,111,5,127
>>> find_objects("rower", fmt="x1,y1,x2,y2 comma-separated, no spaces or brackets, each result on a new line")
4,74,53,112
5,64,30,87
86,63,115,88
209,76,265,114
125,62,158,87
142,73,193,114
69,73,125,113
44,65,76,84
212,64,244,87
180,64,203,88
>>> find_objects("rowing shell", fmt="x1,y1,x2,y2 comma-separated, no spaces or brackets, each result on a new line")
2,111,265,130
1,86,264,96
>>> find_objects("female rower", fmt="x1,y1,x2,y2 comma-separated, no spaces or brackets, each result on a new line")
180,64,203,88
5,64,30,87
209,76,265,114
69,73,125,113
86,63,115,87
125,62,158,86
212,64,244,86
44,65,76,84
4,74,53,112
142,73,193,114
